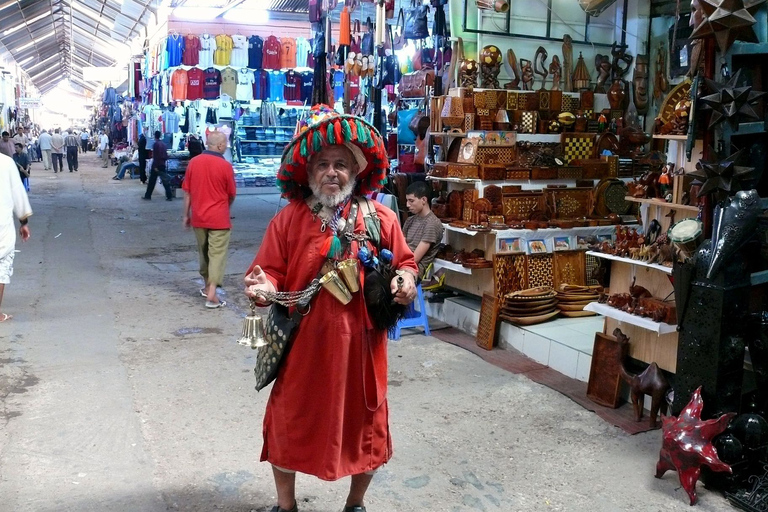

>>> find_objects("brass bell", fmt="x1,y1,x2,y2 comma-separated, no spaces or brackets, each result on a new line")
237,302,267,349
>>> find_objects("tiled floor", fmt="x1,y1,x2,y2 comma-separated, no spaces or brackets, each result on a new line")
428,296,604,383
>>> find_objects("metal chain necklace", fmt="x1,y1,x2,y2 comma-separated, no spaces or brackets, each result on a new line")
252,278,321,308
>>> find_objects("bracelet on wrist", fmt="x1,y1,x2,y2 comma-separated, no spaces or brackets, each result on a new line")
19,218,28,226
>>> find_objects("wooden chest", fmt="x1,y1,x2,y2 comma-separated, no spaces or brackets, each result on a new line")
479,165,506,181
446,162,479,179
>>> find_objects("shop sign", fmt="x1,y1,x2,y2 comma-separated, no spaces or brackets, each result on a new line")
18,97,41,109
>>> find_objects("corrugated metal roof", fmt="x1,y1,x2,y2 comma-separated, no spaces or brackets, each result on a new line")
0,0,156,94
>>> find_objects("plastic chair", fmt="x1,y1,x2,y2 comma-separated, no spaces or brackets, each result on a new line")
389,283,431,340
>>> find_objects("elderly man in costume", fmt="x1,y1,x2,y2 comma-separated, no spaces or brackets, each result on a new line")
244,105,418,512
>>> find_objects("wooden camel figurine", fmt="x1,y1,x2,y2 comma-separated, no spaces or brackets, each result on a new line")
615,327,671,429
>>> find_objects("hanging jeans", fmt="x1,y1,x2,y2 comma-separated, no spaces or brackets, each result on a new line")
143,164,173,200
66,146,78,171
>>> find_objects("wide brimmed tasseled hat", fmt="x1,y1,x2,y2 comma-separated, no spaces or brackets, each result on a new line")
277,104,389,200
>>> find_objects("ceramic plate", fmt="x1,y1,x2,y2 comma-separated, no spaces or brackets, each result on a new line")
499,310,559,325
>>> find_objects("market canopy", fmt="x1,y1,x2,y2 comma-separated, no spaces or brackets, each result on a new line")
0,0,156,95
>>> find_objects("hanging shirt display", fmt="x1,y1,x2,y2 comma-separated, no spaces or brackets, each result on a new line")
163,109,181,133
332,70,344,102
166,34,185,67
284,70,302,102
253,69,269,101
268,70,285,102
171,69,188,101
262,36,281,70
186,67,204,100
279,37,297,69
199,34,216,68
203,68,222,99
220,67,238,99
182,35,200,66
295,38,310,68
248,35,263,69
217,95,234,119
300,71,314,102
236,69,254,101
230,34,249,68
214,34,233,66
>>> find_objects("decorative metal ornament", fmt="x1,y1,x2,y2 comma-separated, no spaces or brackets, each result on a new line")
689,0,766,54
690,147,756,199
706,189,761,279
655,386,736,505
699,69,767,131
727,464,768,512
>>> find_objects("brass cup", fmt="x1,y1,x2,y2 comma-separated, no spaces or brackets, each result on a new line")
336,259,361,293
494,0,509,12
319,270,353,305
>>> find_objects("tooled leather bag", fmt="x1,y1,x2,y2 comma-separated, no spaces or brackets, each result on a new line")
399,69,435,97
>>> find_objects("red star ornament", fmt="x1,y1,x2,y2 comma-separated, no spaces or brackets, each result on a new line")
655,386,736,505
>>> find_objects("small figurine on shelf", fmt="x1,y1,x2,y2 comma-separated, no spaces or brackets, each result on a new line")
594,54,611,92
659,163,673,200
549,55,562,91
597,112,608,132
521,59,534,91
534,46,549,90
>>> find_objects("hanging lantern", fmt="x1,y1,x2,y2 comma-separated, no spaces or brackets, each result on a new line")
578,0,619,16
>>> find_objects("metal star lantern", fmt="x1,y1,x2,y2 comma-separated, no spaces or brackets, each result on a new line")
690,147,756,198
690,0,766,54
699,70,766,131
655,387,735,505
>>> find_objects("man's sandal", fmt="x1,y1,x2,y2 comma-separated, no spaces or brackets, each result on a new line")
270,503,298,512
343,507,366,512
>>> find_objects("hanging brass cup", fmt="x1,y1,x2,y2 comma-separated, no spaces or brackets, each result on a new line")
319,270,353,305
336,259,360,293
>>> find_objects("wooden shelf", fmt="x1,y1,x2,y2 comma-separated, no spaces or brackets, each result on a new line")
433,258,491,274
585,251,673,275
652,134,688,140
442,224,494,236
624,196,700,213
584,302,677,335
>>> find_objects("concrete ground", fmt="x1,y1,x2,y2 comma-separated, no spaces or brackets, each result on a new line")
0,153,730,512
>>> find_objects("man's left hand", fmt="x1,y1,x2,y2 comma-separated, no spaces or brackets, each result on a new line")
19,225,30,241
391,271,417,305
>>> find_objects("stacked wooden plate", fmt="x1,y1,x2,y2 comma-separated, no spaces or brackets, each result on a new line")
555,284,601,317
499,286,559,325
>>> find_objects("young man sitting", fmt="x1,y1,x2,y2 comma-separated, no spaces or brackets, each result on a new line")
403,181,444,281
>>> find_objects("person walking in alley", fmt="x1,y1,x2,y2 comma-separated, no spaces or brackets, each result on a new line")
182,131,236,309
99,131,110,168
0,132,15,158
137,132,148,184
143,131,173,201
51,128,64,173
243,105,417,512
38,129,52,171
0,149,32,323
80,130,89,153
13,143,30,191
65,130,79,172
12,126,28,148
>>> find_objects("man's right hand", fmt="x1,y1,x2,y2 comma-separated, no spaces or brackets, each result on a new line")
19,225,30,241
245,265,276,305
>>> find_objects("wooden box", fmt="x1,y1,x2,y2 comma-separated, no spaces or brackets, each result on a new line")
531,167,558,180
506,91,519,110
506,167,530,180
463,189,479,202
476,294,501,350
557,166,583,179
553,250,587,289
603,155,619,178
527,254,554,288
429,162,448,177
446,163,479,178
476,144,516,166
501,185,523,194
547,187,593,219
519,92,539,110
479,164,506,181
493,253,528,299
587,332,628,408
573,159,611,179
502,192,544,220
462,201,475,222
464,113,476,131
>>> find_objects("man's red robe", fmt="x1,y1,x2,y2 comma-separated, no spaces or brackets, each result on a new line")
248,199,417,481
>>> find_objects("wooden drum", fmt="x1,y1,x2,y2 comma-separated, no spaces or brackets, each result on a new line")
668,218,703,260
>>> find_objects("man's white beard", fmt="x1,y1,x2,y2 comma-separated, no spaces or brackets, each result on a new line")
309,179,356,208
